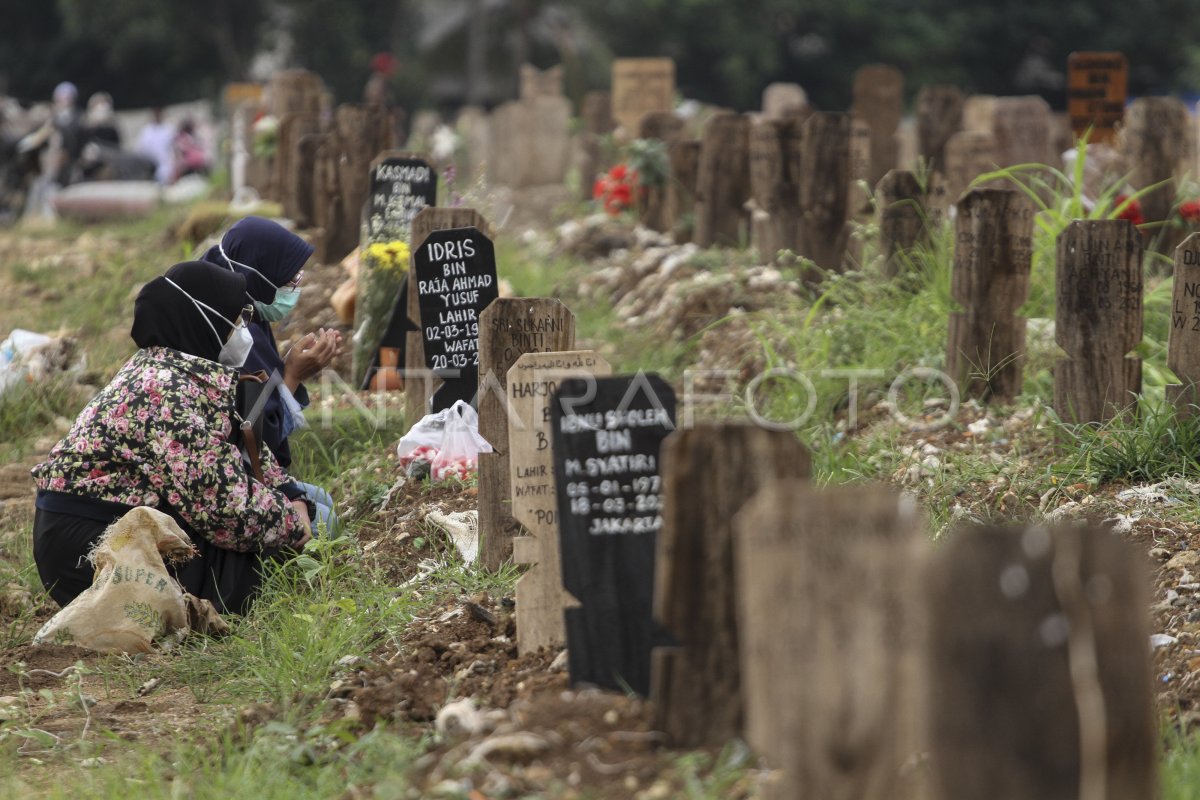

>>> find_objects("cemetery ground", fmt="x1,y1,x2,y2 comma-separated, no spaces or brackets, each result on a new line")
9,196,1200,797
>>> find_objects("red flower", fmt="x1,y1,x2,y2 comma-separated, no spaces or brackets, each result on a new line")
1181,200,1200,223
592,178,608,200
1114,195,1144,227
610,164,628,182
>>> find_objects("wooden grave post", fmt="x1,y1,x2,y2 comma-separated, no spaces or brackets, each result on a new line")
310,134,339,263
851,64,904,186
293,133,323,229
666,139,701,242
748,117,802,262
962,95,996,134
944,130,998,201
799,112,858,275
508,351,612,654
762,83,808,119
611,58,676,139
992,96,1055,169
735,483,928,800
276,113,321,220
551,374,677,696
1054,219,1144,423
579,91,614,203
404,207,491,419
321,104,394,262
412,225,498,412
1067,52,1127,145
651,425,811,749
692,112,750,248
1124,97,1194,227
478,299,576,571
947,189,1036,402
637,112,685,232
926,524,1156,800
354,153,437,389
1168,233,1200,417
875,169,927,278
916,86,964,171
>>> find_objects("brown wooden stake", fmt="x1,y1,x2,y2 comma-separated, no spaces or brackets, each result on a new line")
748,117,802,262
946,189,1036,402
1054,219,1144,423
926,523,1157,800
666,140,701,242
294,133,323,229
478,300,576,571
944,130,998,202
991,96,1055,168
579,91,614,202
851,64,904,186
310,134,338,263
508,351,611,654
799,112,858,275
1168,233,1200,417
692,112,750,248
403,207,492,420
916,86,964,171
274,113,321,220
734,483,928,800
1123,97,1194,226
875,169,927,278
651,425,811,749
317,104,394,263
637,112,685,232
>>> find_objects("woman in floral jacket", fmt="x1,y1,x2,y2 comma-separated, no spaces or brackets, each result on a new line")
31,261,312,614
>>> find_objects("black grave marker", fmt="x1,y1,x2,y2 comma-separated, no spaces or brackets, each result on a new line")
414,226,499,410
551,374,677,696
367,155,438,242
359,155,438,390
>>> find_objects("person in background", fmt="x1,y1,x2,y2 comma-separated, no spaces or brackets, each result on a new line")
31,262,312,615
49,81,82,185
201,217,343,534
83,92,120,148
135,107,174,184
173,117,210,180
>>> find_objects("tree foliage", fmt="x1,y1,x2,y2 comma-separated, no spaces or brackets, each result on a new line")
0,0,1198,112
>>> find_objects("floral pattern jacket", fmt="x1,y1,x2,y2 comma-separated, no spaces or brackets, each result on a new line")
32,347,306,552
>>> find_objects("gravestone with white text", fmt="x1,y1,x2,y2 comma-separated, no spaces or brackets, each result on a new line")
356,154,438,388
414,226,499,410
552,375,677,695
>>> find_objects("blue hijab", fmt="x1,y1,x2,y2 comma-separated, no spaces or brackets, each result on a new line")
201,217,314,469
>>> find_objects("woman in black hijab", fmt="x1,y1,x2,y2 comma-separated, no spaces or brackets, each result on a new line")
32,261,312,615
202,217,342,533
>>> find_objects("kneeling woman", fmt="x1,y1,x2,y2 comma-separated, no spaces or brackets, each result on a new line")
31,262,312,615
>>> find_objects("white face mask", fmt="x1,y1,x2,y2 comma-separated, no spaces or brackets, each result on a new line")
163,277,250,367
219,324,254,368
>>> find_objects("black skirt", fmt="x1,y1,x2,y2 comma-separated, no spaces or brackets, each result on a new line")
32,492,268,616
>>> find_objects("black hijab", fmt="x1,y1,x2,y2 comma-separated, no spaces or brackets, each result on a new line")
201,216,313,304
131,262,247,362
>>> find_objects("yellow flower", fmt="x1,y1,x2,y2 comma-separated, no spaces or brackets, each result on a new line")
365,240,412,272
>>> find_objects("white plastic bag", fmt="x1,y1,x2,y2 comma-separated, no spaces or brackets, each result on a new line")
34,507,196,653
396,400,492,482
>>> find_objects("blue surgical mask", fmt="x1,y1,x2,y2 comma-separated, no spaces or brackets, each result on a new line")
220,241,304,303
254,286,302,322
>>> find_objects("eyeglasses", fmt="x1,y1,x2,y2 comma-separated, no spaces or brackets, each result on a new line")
286,271,304,288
